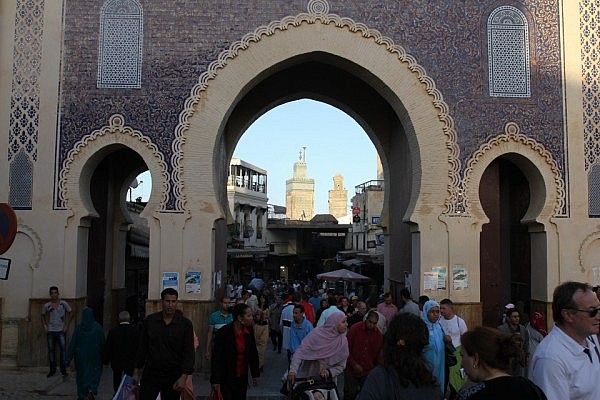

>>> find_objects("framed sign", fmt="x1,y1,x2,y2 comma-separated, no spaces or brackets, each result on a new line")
0,258,11,280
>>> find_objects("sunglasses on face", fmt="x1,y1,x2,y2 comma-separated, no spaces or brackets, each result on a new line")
567,307,600,318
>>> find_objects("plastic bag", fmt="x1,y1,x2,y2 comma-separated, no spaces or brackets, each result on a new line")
112,375,139,400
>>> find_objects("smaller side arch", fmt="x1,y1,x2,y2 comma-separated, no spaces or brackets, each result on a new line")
58,114,169,218
16,223,43,270
463,122,563,224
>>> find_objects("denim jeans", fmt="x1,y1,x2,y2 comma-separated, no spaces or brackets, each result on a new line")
47,331,67,374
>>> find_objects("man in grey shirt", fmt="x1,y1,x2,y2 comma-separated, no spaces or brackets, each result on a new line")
41,286,72,377
398,288,420,316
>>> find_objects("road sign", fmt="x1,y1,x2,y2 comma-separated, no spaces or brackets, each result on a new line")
0,203,17,255
352,206,361,215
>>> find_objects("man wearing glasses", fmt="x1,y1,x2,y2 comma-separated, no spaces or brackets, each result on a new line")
530,281,600,400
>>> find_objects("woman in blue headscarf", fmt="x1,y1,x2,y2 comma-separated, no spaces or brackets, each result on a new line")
67,307,105,400
421,300,446,396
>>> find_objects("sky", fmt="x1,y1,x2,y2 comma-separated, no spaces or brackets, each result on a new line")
130,99,378,213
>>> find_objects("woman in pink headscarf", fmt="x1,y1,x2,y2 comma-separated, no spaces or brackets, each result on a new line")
287,312,349,385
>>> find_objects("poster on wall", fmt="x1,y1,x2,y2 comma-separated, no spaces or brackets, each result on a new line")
0,258,10,280
432,266,447,290
423,272,438,291
162,272,179,291
185,271,201,294
452,266,468,290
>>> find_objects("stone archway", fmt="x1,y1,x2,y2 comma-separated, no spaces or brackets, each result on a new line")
174,5,462,297
173,9,461,217
464,122,562,322
59,114,169,219
464,122,563,224
59,114,168,309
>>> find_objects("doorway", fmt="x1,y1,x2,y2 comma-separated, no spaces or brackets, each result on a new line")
479,157,532,327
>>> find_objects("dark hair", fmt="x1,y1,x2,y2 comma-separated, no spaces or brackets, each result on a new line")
218,295,228,303
383,292,392,299
327,296,337,307
507,309,520,319
384,313,437,388
366,310,379,321
320,298,328,307
461,327,526,371
49,286,59,294
294,304,305,313
440,298,453,306
418,295,429,306
232,303,250,320
292,292,302,303
400,288,411,299
161,288,178,299
552,281,592,325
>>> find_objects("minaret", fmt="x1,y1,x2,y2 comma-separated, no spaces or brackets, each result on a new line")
328,174,348,219
286,147,315,220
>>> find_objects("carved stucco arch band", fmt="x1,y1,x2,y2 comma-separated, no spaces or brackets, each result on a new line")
170,0,461,213
58,114,170,214
578,231,600,273
17,223,43,270
463,122,564,221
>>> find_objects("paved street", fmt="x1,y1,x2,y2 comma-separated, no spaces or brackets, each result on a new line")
0,345,289,399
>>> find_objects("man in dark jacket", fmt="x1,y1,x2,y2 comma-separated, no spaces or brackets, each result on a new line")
104,311,139,392
211,303,260,400
134,288,195,400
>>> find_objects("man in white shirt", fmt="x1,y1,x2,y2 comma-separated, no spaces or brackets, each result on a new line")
316,296,344,327
530,281,600,400
439,298,468,395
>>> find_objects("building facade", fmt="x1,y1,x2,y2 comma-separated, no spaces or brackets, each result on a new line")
0,0,598,364
226,158,269,282
328,174,348,220
285,148,315,220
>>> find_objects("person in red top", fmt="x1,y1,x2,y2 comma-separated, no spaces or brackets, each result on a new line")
210,303,259,400
344,310,384,400
300,293,316,325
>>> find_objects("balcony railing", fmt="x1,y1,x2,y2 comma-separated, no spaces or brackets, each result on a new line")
354,180,384,194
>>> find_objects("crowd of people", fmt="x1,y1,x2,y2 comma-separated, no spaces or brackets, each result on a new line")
41,280,600,400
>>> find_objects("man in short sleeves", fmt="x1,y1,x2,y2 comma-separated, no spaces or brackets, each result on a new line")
41,286,72,377
531,282,600,400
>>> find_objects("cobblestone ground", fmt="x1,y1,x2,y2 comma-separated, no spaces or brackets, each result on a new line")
0,346,290,399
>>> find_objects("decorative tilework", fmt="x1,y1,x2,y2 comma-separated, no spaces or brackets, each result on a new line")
487,6,531,97
8,0,45,209
582,0,600,172
57,1,565,213
169,2,462,213
581,0,600,215
589,164,600,216
97,0,143,88
9,149,34,209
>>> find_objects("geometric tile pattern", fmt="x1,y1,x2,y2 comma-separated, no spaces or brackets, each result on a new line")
487,6,531,98
57,0,565,212
8,0,45,209
97,0,143,88
582,0,600,173
589,164,600,216
9,149,34,209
